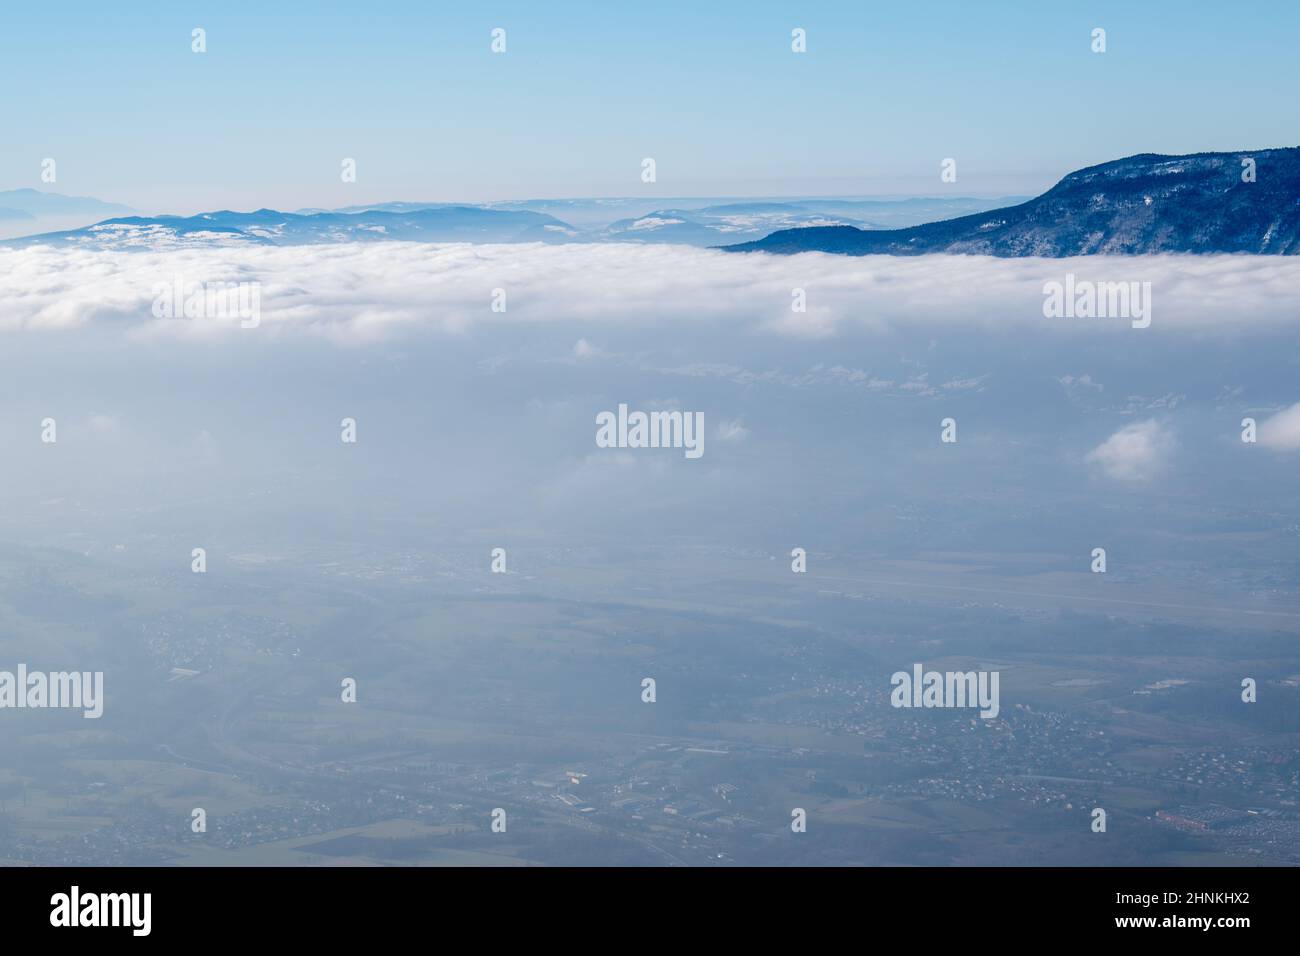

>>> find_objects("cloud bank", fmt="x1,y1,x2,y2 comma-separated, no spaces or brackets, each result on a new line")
3,242,1300,342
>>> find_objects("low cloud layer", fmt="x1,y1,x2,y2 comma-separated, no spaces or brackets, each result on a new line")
2,241,1296,534
3,242,1300,342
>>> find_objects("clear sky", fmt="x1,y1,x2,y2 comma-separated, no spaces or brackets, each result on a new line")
2,0,1297,214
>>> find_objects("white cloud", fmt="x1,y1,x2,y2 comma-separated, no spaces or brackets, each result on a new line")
3,243,1300,343
716,419,749,443
1258,402,1300,451
1085,419,1176,482
1058,373,1103,392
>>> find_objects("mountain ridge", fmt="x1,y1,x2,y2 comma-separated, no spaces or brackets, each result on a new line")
725,148,1300,256
4,205,578,248
2,196,1022,249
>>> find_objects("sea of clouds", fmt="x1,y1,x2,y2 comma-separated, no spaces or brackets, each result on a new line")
4,241,1300,341
1,241,1297,563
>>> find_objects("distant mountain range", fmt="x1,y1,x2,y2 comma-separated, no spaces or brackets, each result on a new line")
6,206,578,248
588,198,1021,245
727,148,1300,256
9,149,1297,255
0,187,135,221
2,196,1019,249
0,189,137,240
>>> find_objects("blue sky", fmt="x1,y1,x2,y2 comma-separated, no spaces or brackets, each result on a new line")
2,0,1297,213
